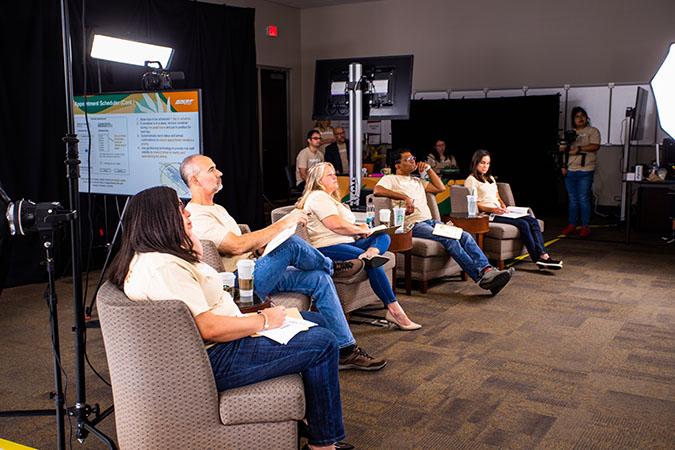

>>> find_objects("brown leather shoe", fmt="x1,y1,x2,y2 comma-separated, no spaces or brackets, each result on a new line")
332,259,365,278
338,345,386,371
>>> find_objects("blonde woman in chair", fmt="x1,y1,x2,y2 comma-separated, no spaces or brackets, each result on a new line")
296,162,421,330
464,149,563,271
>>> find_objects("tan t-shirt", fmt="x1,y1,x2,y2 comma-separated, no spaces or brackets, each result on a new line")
568,126,601,172
464,175,500,208
124,252,241,348
376,175,431,227
186,202,255,272
295,147,324,185
303,190,356,248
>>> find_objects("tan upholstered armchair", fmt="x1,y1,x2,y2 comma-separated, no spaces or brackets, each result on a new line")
369,193,462,293
450,182,545,269
97,281,305,450
270,205,395,315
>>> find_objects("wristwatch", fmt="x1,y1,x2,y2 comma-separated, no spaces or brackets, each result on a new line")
257,310,269,330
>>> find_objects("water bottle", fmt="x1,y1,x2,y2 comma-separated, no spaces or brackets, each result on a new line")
366,198,375,228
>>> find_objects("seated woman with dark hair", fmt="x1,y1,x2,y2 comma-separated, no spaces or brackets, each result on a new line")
295,162,421,330
426,139,458,174
464,150,563,271
107,186,346,450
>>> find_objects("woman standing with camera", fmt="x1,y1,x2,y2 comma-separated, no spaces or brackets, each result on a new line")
559,107,601,237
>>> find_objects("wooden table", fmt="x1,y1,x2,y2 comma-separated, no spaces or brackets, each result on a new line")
386,230,413,295
442,213,490,249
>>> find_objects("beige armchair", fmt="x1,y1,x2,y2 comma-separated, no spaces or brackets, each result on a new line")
200,238,310,311
97,281,305,450
270,205,395,315
369,193,462,293
450,182,545,269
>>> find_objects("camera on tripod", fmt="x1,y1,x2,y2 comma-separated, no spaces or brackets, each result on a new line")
141,61,173,90
561,129,578,147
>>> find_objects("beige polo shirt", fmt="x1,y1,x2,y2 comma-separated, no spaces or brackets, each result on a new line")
376,175,431,227
124,252,240,348
185,202,255,272
303,190,356,248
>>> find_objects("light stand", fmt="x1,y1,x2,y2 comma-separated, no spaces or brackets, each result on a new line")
347,62,364,208
59,0,116,446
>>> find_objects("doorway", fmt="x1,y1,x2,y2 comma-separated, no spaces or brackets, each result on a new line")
259,67,290,201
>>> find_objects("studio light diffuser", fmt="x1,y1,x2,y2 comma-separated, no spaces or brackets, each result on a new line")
90,34,174,69
651,42,675,139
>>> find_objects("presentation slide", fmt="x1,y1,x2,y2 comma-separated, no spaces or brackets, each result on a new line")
73,90,202,197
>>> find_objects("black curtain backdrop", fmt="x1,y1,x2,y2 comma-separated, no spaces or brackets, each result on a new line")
392,96,561,213
0,0,261,288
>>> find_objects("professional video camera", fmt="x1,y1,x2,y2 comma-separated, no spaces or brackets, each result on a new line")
550,129,579,170
141,61,185,91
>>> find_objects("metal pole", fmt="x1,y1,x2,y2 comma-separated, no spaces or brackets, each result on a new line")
348,62,363,207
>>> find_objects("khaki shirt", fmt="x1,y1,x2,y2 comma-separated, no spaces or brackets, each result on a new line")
376,175,431,227
295,147,324,185
303,190,356,248
568,126,601,172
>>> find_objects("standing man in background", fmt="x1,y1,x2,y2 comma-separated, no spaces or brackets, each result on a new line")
324,126,349,175
296,129,325,191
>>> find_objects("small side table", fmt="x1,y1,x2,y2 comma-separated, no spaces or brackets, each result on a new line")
386,230,413,295
442,213,490,249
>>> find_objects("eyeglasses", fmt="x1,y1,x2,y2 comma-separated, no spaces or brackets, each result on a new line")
396,155,416,163
310,137,321,140
334,132,345,136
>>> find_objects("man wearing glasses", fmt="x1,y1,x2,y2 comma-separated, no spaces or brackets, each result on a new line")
374,148,514,296
295,129,325,190
324,126,349,174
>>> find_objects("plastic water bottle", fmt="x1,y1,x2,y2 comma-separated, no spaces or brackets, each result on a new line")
366,198,375,228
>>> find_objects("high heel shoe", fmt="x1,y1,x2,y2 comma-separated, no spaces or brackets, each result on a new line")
360,254,388,269
385,310,422,330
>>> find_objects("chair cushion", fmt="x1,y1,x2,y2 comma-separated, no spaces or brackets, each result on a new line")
219,374,305,425
410,238,448,257
486,222,521,239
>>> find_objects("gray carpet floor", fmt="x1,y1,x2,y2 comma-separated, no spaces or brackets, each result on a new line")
1,219,674,449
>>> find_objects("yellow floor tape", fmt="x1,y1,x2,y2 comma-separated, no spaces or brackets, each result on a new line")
505,223,618,268
0,438,37,450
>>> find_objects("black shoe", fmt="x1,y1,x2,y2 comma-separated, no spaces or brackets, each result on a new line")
661,232,675,244
301,444,354,450
535,257,563,270
333,259,365,278
360,254,388,269
489,267,514,295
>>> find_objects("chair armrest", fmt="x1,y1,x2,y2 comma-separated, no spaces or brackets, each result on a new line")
497,183,516,207
238,224,251,234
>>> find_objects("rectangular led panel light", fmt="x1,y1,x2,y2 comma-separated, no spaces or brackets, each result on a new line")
90,34,174,69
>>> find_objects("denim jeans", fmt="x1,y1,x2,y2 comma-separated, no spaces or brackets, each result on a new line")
207,311,345,446
493,215,546,259
564,170,594,227
318,233,396,306
235,235,356,349
412,219,490,282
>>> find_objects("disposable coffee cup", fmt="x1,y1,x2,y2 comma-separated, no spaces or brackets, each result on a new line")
379,209,391,227
393,206,405,227
467,195,478,217
219,272,235,298
236,260,255,297
380,168,391,175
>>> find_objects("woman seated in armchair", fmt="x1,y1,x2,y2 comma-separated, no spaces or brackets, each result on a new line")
464,150,563,271
108,186,347,450
295,162,421,330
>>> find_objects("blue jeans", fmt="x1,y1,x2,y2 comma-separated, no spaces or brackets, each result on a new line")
493,215,546,260
318,233,396,306
564,170,594,227
236,235,356,349
207,311,345,447
412,219,490,282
